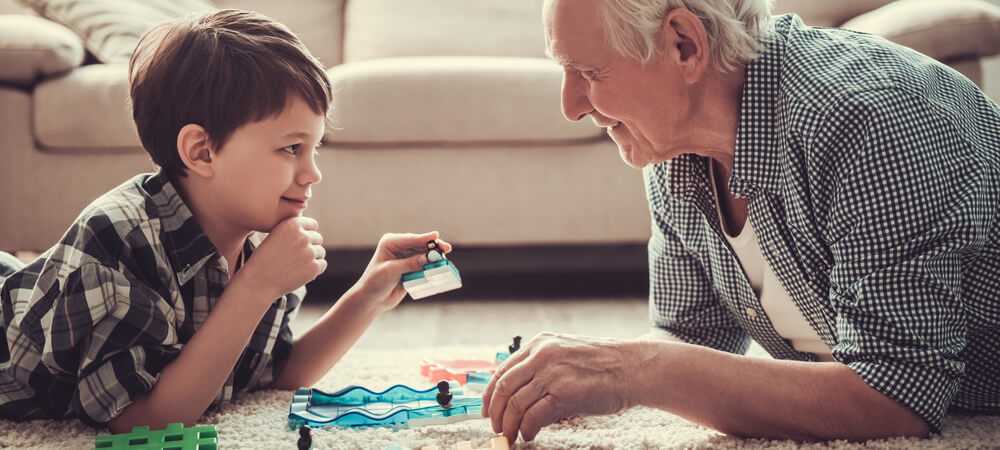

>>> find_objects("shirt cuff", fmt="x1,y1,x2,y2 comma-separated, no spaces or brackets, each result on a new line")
72,345,178,427
847,358,961,432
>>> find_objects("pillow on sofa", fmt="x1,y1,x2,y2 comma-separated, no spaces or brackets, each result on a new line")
0,15,84,85
15,0,216,63
840,0,1000,62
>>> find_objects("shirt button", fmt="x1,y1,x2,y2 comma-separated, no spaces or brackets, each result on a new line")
746,307,758,319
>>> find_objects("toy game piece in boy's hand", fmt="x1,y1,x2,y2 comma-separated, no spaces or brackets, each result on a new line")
402,240,462,299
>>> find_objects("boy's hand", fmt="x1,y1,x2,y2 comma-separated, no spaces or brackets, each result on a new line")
354,231,452,313
240,216,327,301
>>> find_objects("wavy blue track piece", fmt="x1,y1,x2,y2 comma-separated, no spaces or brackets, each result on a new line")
288,384,482,430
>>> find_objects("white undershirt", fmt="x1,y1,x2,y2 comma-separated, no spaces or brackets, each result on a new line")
710,164,834,362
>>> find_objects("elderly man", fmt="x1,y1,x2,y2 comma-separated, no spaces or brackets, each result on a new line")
483,0,1000,443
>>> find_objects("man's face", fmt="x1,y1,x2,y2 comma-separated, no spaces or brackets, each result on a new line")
544,0,693,168
208,95,325,233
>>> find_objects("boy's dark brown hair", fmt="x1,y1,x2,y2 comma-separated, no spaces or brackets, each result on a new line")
129,9,332,179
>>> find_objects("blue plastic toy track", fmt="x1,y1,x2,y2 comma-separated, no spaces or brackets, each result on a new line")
288,384,482,430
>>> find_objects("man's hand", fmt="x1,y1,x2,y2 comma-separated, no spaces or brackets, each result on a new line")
239,216,327,301
353,231,452,313
482,332,642,443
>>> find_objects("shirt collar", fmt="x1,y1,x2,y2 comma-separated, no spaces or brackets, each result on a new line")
140,170,219,285
656,15,796,202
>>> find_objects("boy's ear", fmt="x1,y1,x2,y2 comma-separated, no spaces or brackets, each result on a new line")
176,123,214,178
660,8,709,84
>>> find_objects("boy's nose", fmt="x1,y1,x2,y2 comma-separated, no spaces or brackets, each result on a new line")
298,156,322,185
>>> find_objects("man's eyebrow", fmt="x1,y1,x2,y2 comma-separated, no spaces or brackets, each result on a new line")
547,51,584,69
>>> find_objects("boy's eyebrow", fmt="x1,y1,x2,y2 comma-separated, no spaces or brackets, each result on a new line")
282,131,313,139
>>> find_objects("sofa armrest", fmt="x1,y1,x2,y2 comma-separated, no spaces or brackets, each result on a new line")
0,14,84,87
841,0,1000,62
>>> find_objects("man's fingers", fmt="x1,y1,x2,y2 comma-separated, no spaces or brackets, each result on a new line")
502,379,547,444
487,355,535,433
519,395,562,442
482,344,532,416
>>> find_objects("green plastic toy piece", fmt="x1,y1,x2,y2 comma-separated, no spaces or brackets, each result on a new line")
94,422,218,450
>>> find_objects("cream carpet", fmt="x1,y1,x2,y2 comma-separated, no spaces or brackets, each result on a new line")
1,345,998,449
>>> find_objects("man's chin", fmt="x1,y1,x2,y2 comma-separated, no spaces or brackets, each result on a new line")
617,144,647,169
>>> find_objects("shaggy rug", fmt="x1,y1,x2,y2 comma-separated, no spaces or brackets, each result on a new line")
1,345,998,449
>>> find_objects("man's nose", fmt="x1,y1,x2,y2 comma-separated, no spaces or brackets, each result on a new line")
560,72,593,122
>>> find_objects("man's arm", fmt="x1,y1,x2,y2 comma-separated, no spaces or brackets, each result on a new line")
483,334,928,443
631,340,929,441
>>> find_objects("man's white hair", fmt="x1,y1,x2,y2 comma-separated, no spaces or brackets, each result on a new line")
601,0,774,72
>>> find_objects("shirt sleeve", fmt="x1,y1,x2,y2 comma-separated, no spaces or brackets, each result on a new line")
820,89,992,432
645,168,751,354
248,284,303,390
36,262,181,427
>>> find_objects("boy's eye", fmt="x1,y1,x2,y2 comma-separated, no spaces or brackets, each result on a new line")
281,144,300,155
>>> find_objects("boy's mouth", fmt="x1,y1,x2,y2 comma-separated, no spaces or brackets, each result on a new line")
282,196,309,207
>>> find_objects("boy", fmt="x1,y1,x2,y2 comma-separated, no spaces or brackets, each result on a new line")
0,9,448,433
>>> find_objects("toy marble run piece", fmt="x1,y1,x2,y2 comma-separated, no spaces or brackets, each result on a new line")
288,383,483,430
420,358,497,385
402,240,462,299
464,372,494,392
94,422,218,450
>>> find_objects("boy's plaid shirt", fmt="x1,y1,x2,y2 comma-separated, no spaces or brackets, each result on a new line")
0,171,303,426
646,15,999,431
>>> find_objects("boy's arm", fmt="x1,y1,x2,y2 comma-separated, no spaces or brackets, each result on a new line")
267,231,446,390
107,277,275,433
108,217,326,433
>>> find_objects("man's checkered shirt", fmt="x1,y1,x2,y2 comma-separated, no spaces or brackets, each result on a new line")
645,14,999,432
0,171,303,426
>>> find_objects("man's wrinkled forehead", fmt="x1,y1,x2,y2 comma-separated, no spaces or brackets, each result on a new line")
543,0,606,62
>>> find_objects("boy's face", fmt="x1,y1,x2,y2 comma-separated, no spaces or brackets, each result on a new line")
209,95,325,233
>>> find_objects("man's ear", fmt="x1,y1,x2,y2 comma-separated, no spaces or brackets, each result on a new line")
176,123,214,178
660,8,710,83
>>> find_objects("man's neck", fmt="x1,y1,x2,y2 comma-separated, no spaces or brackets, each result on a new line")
678,65,746,171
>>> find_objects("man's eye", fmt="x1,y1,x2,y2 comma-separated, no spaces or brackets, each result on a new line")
281,144,300,155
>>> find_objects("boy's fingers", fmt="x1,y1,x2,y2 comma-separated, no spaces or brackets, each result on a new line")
387,253,428,274
381,231,442,253
296,216,319,230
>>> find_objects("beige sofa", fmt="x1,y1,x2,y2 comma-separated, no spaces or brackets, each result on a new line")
2,0,999,262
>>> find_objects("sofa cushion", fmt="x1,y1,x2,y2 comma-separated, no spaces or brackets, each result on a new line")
0,15,84,86
33,63,141,151
772,0,895,27
213,0,344,67
15,0,215,63
840,0,1000,62
325,56,603,144
343,0,545,63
